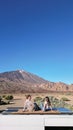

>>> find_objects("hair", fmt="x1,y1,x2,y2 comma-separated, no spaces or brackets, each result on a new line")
45,96,51,105
26,94,31,99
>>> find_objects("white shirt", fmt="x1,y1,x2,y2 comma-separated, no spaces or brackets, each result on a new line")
23,99,34,111
44,101,52,109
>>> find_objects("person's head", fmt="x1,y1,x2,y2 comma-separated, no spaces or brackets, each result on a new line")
26,95,31,101
45,96,51,104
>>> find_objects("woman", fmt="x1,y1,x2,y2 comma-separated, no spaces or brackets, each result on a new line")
40,96,52,111
23,95,40,112
23,95,34,112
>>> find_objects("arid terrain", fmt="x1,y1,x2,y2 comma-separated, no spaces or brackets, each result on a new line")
0,70,73,112
0,70,73,94
0,92,73,111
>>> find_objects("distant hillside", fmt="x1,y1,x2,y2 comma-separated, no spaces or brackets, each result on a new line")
0,70,48,93
0,70,48,84
0,70,73,93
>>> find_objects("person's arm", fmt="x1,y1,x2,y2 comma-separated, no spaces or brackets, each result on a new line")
23,101,27,111
49,103,52,110
42,102,46,111
26,101,34,111
30,101,35,109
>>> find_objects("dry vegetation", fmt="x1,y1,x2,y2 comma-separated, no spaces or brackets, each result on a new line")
0,92,73,111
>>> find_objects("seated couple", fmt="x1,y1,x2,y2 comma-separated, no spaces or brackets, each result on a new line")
23,95,52,112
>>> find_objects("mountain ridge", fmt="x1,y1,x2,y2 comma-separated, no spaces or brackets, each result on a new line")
0,70,73,93
0,70,49,84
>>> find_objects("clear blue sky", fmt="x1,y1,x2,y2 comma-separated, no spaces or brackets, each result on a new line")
0,0,73,84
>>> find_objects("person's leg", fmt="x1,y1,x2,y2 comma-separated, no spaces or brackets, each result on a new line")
34,103,41,111
39,103,45,111
45,108,51,111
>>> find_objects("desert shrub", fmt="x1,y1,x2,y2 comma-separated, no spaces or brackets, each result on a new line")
0,96,10,105
61,97,70,101
34,96,43,106
34,96,73,111
0,95,13,105
2,95,6,98
48,96,65,108
0,96,2,102
66,92,71,95
69,105,73,111
34,96,42,101
5,95,13,100
0,100,9,105
0,96,2,99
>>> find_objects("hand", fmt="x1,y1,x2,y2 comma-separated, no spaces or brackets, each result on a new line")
23,109,25,112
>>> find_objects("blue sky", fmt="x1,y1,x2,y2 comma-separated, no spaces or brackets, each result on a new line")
0,0,73,84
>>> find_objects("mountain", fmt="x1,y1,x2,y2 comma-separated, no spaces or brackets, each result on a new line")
0,70,48,84
0,70,73,93
0,70,48,93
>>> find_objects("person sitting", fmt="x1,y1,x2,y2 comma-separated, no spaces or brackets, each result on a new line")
23,95,34,112
40,96,52,111
23,94,41,112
